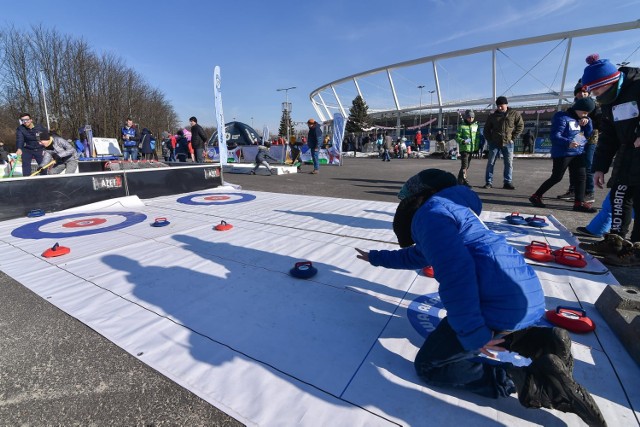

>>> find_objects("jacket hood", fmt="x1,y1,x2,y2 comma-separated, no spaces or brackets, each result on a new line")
432,185,482,216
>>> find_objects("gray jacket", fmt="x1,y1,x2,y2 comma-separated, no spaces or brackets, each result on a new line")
40,135,78,167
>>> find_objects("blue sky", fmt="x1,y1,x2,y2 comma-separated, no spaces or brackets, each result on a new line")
2,0,639,133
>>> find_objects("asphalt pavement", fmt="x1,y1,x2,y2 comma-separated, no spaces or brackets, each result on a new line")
0,154,636,425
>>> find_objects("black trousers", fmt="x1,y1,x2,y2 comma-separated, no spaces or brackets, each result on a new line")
534,155,586,202
610,182,640,241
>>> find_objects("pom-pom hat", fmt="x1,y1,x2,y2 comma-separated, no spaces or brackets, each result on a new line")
581,54,621,91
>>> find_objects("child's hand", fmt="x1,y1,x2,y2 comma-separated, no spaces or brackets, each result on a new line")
355,248,369,262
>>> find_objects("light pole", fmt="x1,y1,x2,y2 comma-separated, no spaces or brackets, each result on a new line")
428,90,435,135
417,85,425,129
277,86,296,145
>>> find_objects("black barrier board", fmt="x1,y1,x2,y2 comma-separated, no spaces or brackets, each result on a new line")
0,164,223,221
124,165,223,199
0,172,127,221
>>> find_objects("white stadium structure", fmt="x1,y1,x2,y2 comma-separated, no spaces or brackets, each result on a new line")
309,20,640,137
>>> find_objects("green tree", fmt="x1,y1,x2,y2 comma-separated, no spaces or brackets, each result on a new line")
346,95,370,133
278,110,294,140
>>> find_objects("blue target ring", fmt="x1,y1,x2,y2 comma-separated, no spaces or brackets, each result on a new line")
407,293,446,339
177,192,256,206
11,211,147,239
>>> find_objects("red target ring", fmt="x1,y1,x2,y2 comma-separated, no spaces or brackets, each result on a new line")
203,195,231,201
63,218,108,228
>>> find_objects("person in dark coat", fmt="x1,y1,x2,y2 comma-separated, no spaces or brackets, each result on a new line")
189,116,208,163
578,53,640,266
306,118,323,174
483,96,524,189
522,130,534,154
355,169,605,427
15,112,47,176
140,128,155,160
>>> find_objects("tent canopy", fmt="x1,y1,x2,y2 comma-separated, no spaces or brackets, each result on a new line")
207,121,260,148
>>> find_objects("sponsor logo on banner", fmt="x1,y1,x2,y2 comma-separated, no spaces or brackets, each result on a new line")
204,168,220,179
92,175,123,190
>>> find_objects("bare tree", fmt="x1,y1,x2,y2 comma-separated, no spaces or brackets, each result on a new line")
0,24,179,146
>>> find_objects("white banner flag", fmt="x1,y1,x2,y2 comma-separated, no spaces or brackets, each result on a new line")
331,112,346,165
214,66,228,165
262,126,269,145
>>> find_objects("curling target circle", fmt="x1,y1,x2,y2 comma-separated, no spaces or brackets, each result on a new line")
407,293,446,339
11,212,147,240
177,192,256,205
485,221,530,238
63,218,108,228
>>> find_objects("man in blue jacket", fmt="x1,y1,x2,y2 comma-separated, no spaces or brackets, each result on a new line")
15,112,47,176
355,169,605,426
121,117,140,161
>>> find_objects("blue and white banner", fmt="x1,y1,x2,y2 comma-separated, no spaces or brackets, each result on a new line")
330,112,346,165
262,126,268,145
214,66,228,165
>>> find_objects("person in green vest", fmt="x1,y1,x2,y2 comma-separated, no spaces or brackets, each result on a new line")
455,110,481,186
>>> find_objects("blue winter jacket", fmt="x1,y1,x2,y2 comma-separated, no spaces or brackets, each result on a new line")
368,185,545,351
550,109,593,158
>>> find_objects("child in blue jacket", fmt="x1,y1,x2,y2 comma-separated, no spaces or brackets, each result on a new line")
355,169,604,426
529,97,597,212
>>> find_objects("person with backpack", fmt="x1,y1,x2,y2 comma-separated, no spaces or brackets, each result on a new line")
140,128,156,160
175,130,194,162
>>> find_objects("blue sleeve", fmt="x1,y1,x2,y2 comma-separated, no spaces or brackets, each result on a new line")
414,209,492,351
550,114,571,147
368,245,428,270
15,127,24,150
582,119,593,138
316,128,323,146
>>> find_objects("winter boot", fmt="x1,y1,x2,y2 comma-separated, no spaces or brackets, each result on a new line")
601,242,640,267
579,233,632,257
529,194,546,208
504,327,573,374
509,354,607,427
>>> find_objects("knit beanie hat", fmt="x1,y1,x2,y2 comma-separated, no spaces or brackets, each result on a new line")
464,109,475,119
572,97,596,113
573,80,585,96
393,169,457,247
398,168,457,200
38,131,51,141
496,96,508,105
581,54,621,91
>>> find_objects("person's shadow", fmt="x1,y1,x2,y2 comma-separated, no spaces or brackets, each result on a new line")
100,235,567,426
